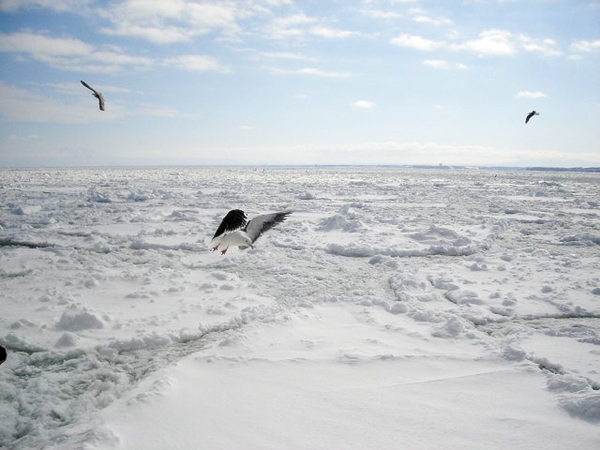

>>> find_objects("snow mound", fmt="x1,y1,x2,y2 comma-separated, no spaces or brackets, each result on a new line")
56,310,106,332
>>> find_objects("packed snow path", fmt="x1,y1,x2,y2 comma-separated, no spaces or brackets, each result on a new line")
0,167,599,449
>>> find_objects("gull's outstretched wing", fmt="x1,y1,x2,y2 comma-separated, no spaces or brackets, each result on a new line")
81,80,105,111
213,209,247,239
80,80,98,94
244,211,292,243
97,92,105,111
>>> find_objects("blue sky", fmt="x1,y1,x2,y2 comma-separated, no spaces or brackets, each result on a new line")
0,0,599,167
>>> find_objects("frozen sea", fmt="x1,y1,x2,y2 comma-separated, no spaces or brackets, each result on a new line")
0,166,599,449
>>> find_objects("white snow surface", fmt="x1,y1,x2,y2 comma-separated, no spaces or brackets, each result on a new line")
0,166,599,449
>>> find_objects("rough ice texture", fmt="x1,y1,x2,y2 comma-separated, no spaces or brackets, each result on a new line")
0,167,599,450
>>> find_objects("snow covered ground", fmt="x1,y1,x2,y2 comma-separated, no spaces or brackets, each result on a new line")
0,166,599,449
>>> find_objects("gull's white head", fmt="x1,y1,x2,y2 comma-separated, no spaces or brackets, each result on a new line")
241,235,254,249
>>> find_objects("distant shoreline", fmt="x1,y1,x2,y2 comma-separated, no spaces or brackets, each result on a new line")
1,165,599,173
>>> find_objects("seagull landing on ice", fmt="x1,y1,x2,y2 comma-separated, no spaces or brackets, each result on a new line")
525,110,539,124
80,80,105,111
211,209,292,255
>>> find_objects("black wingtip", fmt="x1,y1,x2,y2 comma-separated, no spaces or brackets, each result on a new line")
212,209,247,239
268,211,292,226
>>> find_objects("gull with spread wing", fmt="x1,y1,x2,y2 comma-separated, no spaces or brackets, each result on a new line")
80,80,105,111
211,209,291,255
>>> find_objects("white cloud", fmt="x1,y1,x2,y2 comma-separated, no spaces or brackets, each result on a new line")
0,0,91,12
410,10,453,27
308,26,358,39
391,29,562,58
518,35,562,57
0,81,116,123
98,0,243,43
298,68,351,77
391,33,441,51
423,59,449,69
352,100,376,109
101,23,194,44
515,91,547,99
570,39,600,52
269,67,351,77
261,51,317,61
266,13,358,40
0,31,230,74
423,59,467,70
0,31,92,57
136,105,177,118
362,9,403,20
163,54,230,72
455,29,516,56
267,13,318,39
0,31,153,73
412,15,451,26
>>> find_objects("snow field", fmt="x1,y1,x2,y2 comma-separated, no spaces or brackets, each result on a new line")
0,167,599,449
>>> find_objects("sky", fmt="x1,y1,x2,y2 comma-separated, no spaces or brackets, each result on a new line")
0,0,599,168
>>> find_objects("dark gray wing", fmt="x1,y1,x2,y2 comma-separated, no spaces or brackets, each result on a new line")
244,211,292,243
97,92,105,111
81,80,98,94
213,209,247,239
81,80,105,111
525,111,535,124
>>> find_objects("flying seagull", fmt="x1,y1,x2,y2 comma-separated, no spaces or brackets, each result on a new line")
525,110,539,124
211,209,292,255
80,80,105,111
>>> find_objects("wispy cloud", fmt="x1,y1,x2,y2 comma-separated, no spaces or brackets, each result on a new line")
456,29,517,55
391,29,562,57
135,105,177,118
261,51,317,61
423,59,467,70
361,9,403,20
352,100,376,109
162,54,231,73
517,35,562,57
0,31,229,73
270,67,351,77
515,91,547,99
0,80,180,122
100,23,195,45
0,31,153,73
265,13,358,40
391,33,442,51
309,26,359,39
0,80,116,123
409,8,453,27
98,1,243,43
570,39,600,52
0,0,92,12
299,68,351,77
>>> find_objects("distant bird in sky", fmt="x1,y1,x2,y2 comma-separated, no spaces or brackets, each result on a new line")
80,80,105,111
525,110,539,124
211,209,292,255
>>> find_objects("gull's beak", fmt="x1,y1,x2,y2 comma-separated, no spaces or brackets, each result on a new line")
250,244,254,249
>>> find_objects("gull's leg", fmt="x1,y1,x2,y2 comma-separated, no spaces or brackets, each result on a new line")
212,244,219,251
220,247,228,255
